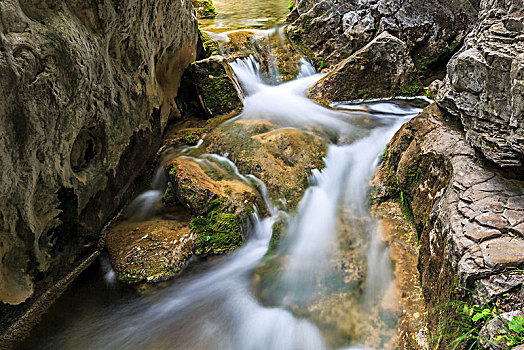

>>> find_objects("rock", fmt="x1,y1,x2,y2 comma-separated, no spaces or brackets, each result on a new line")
475,273,524,303
215,29,304,83
374,102,524,346
192,0,217,19
289,0,478,77
308,32,420,104
190,55,243,117
164,156,265,256
203,120,329,209
438,0,524,169
106,215,196,284
480,237,524,270
0,0,198,334
479,311,524,350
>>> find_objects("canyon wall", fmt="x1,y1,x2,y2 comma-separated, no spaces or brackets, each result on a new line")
0,0,199,337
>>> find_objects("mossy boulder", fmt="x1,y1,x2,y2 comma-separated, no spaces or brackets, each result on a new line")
203,120,329,210
190,55,243,117
192,0,217,19
308,32,422,104
163,156,265,255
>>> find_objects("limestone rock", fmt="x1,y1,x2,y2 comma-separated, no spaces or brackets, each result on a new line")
289,0,477,75
190,56,243,117
0,0,199,331
479,311,524,350
308,32,419,104
438,0,524,168
164,156,265,256
203,120,329,209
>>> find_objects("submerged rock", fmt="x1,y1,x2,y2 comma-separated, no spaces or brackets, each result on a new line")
308,32,420,104
190,56,243,116
438,0,524,169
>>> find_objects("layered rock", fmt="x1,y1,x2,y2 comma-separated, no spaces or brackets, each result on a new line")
374,103,524,347
308,32,420,104
438,0,524,169
0,0,198,336
288,0,478,77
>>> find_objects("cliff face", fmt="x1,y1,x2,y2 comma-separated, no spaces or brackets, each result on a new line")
438,0,524,169
373,0,524,346
0,0,198,330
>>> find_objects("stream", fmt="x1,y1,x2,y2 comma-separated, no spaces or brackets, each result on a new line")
23,2,430,349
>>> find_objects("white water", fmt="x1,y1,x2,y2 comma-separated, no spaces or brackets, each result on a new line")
38,54,427,350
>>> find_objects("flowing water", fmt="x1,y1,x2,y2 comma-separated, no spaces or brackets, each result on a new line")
23,7,431,349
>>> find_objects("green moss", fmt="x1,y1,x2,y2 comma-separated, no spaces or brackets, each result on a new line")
288,0,295,11
162,166,178,205
191,199,243,255
201,30,219,57
356,89,369,99
399,81,424,97
184,128,205,145
192,0,217,18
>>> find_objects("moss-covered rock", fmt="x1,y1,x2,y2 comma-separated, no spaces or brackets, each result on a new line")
308,32,421,104
190,55,243,116
191,199,243,255
192,0,217,19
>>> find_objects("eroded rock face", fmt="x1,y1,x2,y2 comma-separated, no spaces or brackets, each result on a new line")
289,0,478,76
308,32,419,104
0,0,198,330
438,0,524,169
374,103,524,347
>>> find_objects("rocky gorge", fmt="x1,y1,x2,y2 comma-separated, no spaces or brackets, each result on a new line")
0,0,523,349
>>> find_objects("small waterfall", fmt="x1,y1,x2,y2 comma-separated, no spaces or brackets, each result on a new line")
33,26,429,350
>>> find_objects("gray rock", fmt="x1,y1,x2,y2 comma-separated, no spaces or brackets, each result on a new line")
308,32,418,103
476,274,524,303
0,0,198,331
290,0,478,73
438,0,524,169
479,311,524,350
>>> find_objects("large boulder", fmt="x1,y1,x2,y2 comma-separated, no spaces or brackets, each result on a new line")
308,32,420,104
0,0,199,336
288,0,478,78
438,0,524,169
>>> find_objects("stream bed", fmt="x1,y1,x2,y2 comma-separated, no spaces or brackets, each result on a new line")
22,2,430,349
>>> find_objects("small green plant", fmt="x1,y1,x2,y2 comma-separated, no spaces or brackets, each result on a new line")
288,0,295,11
438,287,524,349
